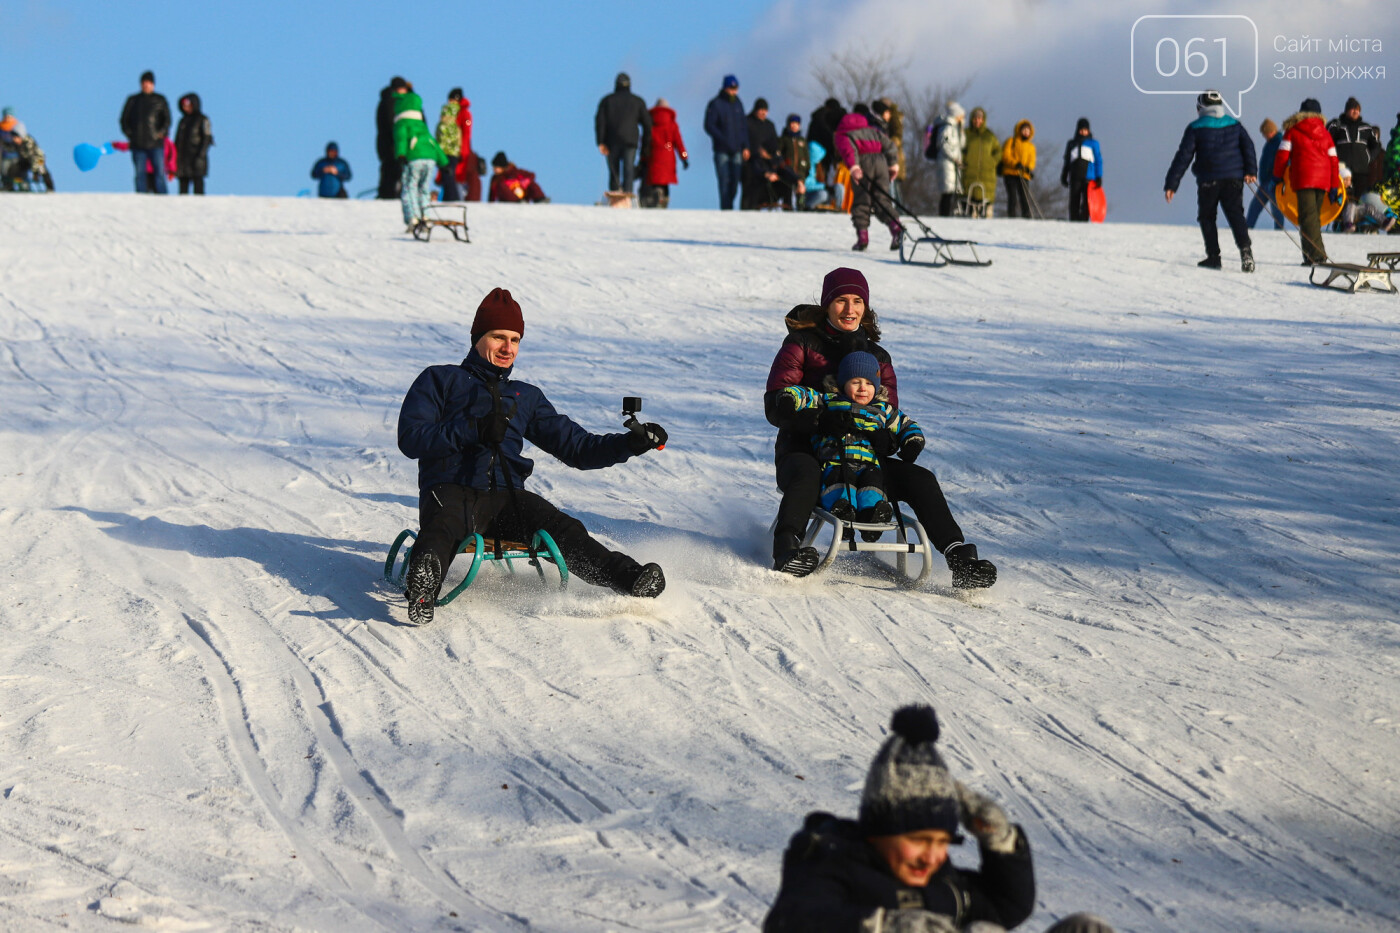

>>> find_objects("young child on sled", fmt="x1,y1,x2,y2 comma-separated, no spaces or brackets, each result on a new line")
777,350,924,529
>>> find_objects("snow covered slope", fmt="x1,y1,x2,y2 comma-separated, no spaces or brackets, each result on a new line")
1,195,1397,932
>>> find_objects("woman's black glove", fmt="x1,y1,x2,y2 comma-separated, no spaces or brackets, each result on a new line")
816,408,857,435
900,435,925,462
477,411,510,445
870,430,896,457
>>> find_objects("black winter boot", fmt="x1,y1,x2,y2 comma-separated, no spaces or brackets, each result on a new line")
1197,254,1222,269
405,551,443,626
828,499,856,521
773,531,819,577
626,562,666,598
1240,247,1255,272
944,542,997,589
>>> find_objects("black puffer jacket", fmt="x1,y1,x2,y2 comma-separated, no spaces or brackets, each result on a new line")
594,77,652,150
175,93,213,179
762,812,1036,933
120,90,171,150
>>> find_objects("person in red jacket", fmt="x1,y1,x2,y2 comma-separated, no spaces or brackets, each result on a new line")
454,95,481,202
1273,97,1341,265
488,151,549,203
641,98,688,208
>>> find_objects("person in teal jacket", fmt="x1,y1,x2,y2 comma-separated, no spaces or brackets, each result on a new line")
393,82,448,229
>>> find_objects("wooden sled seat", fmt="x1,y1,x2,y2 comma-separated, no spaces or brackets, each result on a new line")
1309,262,1397,294
1366,251,1400,270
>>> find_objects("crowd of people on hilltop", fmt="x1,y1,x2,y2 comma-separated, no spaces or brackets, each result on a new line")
15,68,1400,262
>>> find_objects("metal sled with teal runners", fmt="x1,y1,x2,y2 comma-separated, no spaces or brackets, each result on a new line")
384,528,568,607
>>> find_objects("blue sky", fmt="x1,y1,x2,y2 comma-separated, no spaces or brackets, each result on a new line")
6,0,1397,220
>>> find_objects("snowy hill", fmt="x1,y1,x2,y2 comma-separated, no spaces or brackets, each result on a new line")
1,194,1397,932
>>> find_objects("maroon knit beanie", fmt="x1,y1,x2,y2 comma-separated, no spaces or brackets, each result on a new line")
820,267,870,307
471,288,524,342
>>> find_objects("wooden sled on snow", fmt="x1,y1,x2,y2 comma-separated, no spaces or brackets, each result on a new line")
411,203,469,242
1366,251,1400,271
1309,258,1397,294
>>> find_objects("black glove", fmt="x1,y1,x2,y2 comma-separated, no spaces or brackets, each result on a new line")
776,392,800,417
682,157,690,170
816,408,857,436
900,436,925,462
627,422,667,455
1329,187,1343,203
477,411,510,445
869,430,895,457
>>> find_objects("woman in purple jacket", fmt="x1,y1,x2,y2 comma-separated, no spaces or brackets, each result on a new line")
763,267,996,587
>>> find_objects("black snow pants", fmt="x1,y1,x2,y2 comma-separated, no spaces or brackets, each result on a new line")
1004,175,1031,218
774,451,966,556
1197,179,1251,258
415,483,642,592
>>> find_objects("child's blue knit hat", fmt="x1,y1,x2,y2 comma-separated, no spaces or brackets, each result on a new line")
837,351,880,390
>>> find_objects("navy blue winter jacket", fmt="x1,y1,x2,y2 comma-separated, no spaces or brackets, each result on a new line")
704,92,749,154
397,349,635,492
1164,113,1258,191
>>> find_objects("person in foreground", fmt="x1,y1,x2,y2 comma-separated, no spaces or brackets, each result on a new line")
764,268,996,587
763,704,1117,933
396,288,668,625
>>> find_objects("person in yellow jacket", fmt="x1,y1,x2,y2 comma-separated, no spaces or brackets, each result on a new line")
961,107,999,217
999,119,1037,218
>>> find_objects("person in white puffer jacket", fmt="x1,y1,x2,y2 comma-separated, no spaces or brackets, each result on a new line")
924,101,966,216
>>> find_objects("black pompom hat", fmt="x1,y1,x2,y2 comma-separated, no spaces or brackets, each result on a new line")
858,705,963,840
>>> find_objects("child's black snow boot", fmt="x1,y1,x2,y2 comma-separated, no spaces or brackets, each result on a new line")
858,500,893,541
1197,254,1222,269
1240,247,1255,272
944,542,997,589
405,551,443,625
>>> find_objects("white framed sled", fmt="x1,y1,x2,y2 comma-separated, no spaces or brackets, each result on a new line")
771,507,936,586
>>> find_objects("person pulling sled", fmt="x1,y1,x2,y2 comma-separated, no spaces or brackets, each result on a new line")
396,288,668,625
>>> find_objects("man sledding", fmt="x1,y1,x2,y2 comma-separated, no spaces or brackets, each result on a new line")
395,287,668,625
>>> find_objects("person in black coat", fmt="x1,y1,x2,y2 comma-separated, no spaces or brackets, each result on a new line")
1327,97,1384,197
763,705,1117,933
396,288,669,625
743,97,779,209
808,97,846,179
119,70,171,194
594,72,652,195
174,93,213,195
376,76,406,199
1164,90,1257,272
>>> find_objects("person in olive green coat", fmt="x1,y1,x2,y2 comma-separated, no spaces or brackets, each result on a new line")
962,107,1000,217
436,89,465,202
393,84,448,228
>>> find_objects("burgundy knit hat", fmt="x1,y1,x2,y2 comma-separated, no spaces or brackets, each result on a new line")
821,267,870,307
471,288,524,342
